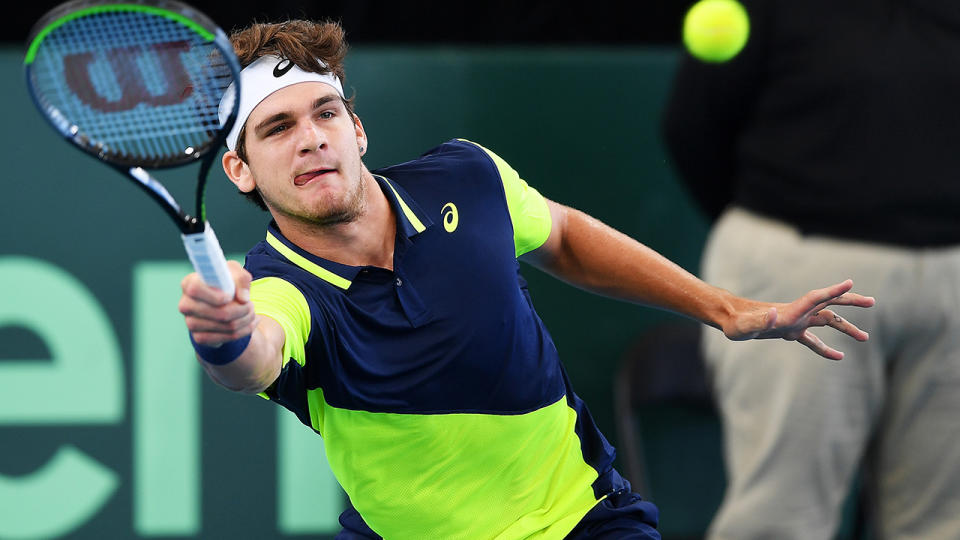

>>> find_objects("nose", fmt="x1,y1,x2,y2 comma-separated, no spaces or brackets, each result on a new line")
298,122,326,155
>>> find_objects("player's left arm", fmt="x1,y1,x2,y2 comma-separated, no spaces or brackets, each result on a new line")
520,199,875,360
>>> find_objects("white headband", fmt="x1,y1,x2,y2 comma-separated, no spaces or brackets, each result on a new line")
219,55,345,151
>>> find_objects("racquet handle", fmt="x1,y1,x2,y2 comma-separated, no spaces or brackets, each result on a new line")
182,224,236,298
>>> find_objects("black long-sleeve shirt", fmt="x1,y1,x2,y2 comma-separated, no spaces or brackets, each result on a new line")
662,0,960,247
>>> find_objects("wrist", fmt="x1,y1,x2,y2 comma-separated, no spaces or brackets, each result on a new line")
705,287,740,333
190,333,251,365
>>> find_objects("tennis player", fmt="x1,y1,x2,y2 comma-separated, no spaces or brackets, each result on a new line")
178,19,874,539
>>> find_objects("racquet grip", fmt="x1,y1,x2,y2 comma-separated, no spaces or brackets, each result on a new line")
181,224,236,298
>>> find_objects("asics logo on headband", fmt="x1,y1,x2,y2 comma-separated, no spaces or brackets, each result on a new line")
273,59,294,77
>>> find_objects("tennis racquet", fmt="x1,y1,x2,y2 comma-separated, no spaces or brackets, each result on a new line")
24,0,241,297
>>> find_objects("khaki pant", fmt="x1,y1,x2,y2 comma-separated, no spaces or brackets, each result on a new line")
703,207,960,540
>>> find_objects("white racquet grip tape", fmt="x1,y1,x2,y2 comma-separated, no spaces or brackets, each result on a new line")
182,224,235,298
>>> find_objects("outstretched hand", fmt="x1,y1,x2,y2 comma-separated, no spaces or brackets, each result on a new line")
179,260,257,347
722,279,875,360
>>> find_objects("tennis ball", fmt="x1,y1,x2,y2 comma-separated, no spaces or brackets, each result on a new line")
682,0,750,63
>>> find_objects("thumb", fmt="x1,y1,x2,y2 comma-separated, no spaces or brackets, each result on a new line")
227,261,252,303
236,276,251,303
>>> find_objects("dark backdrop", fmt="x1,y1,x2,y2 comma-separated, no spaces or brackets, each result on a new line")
13,1,696,46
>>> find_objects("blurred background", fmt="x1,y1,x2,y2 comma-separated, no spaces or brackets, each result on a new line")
1,1,726,539
9,1,692,46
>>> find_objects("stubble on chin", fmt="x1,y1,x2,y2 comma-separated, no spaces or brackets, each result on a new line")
304,170,367,227
260,165,369,230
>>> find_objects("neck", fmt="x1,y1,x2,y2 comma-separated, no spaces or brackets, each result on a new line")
273,170,396,270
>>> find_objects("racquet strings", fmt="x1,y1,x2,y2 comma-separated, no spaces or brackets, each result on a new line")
28,7,234,167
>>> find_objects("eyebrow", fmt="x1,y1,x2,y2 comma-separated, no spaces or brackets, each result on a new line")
252,94,344,136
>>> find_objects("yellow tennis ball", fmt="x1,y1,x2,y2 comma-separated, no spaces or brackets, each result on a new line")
683,0,750,63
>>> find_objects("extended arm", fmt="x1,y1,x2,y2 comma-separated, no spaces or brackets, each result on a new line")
521,200,874,359
179,261,284,394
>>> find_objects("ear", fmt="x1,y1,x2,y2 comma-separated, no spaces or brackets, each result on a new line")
354,114,368,156
222,150,256,193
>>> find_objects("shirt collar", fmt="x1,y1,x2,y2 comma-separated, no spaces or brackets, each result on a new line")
373,174,433,238
265,223,358,289
263,174,433,290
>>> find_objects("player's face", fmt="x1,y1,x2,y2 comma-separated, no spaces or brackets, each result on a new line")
238,82,368,226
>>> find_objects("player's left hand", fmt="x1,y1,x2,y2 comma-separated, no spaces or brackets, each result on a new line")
722,279,875,360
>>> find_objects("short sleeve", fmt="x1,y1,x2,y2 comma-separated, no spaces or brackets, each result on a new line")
459,139,553,257
249,276,311,369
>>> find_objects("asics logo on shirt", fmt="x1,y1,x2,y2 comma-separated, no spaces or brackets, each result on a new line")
441,203,459,233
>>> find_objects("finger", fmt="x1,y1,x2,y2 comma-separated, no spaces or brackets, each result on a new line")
814,292,876,311
778,282,851,323
816,309,870,341
799,279,854,311
180,295,255,324
187,305,257,332
819,279,855,301
181,272,232,306
228,261,253,303
808,293,877,318
190,319,257,346
803,282,875,317
186,309,257,339
797,329,844,361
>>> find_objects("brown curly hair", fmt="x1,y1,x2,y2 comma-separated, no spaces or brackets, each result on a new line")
229,19,356,210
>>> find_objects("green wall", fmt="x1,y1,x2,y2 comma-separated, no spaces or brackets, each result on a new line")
0,45,710,538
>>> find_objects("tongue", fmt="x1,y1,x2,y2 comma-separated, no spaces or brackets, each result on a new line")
294,170,329,186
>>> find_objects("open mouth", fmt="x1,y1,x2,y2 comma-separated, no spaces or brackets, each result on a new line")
294,168,336,186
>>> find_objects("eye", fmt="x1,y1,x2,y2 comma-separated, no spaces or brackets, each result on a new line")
318,110,335,120
266,124,289,136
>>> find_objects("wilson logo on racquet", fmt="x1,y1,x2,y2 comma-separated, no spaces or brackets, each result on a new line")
273,58,294,77
63,41,194,113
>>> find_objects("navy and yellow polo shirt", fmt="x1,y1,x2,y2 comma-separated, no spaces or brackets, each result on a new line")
244,139,619,539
